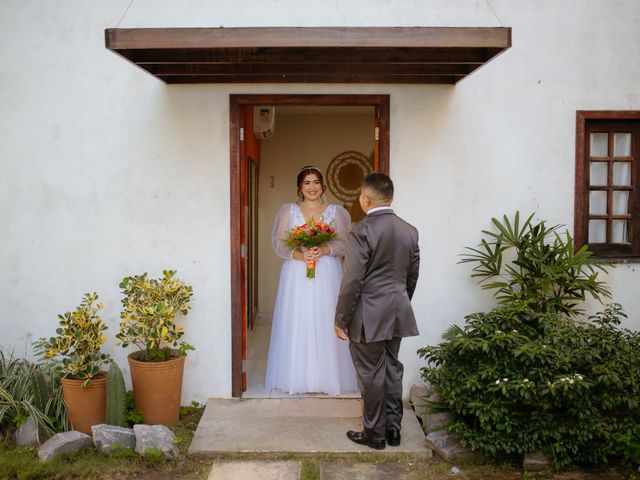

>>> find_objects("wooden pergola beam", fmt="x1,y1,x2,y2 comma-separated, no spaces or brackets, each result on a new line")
105,27,511,84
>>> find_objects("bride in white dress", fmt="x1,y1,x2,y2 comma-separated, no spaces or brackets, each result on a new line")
266,166,358,395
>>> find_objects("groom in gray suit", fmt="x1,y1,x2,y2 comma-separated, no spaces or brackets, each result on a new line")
334,173,420,450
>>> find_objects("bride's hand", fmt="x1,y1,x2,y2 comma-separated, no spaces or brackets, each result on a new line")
309,246,329,259
302,249,316,262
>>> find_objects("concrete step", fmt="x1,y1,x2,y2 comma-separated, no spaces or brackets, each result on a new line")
189,397,429,455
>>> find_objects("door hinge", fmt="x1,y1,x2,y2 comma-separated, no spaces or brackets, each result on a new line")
374,126,380,141
240,127,245,141
241,243,247,258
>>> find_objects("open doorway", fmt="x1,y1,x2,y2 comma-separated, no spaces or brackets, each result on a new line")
230,95,390,397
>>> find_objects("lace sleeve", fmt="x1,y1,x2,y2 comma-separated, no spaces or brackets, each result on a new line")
328,205,351,258
272,204,293,260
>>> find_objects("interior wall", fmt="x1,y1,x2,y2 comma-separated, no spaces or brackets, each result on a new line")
257,110,374,319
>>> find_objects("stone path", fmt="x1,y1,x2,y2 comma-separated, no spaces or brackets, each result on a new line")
189,397,428,455
207,460,301,480
320,462,413,479
206,461,414,480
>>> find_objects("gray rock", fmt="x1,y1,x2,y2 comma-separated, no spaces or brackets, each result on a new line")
425,430,486,463
409,384,435,419
428,392,443,403
37,431,92,462
134,424,179,458
15,415,40,446
91,424,135,454
410,383,435,402
410,383,451,433
422,411,453,434
523,451,551,471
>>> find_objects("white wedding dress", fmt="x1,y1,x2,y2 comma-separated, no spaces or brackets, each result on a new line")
265,202,358,395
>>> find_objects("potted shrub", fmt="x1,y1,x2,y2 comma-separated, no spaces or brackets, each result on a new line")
116,270,193,425
44,292,112,434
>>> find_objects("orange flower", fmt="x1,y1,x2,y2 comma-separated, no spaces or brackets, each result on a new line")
283,217,337,278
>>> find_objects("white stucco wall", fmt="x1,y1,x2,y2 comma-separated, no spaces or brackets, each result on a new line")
1,0,639,402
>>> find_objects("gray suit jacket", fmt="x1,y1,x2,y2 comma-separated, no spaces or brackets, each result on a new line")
335,209,420,343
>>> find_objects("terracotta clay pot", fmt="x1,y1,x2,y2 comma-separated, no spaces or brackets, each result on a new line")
61,374,106,434
128,352,185,425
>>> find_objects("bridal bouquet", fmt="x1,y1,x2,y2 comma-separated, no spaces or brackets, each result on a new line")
285,218,336,278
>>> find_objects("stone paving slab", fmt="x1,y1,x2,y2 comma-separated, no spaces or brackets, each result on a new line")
320,462,412,480
208,460,301,479
189,397,429,455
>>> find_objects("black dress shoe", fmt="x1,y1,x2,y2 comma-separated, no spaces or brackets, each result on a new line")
386,429,401,447
346,430,386,450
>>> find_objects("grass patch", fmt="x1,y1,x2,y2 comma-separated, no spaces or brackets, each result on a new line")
0,442,213,480
2,445,633,480
0,405,211,480
300,459,319,480
171,404,204,455
1,404,635,480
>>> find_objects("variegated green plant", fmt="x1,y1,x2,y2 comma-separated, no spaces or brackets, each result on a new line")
116,270,194,362
0,349,62,436
44,292,112,385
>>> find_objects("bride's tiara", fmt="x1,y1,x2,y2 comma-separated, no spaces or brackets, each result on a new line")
298,165,322,175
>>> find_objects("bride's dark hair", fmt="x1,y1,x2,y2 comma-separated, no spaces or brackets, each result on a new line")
296,166,327,200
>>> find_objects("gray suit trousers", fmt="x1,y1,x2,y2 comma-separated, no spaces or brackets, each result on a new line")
349,337,403,442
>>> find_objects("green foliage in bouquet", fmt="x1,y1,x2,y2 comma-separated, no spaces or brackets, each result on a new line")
43,292,112,386
284,217,336,250
116,270,194,362
285,218,337,278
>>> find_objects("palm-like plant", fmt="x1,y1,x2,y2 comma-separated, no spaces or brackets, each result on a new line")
459,212,611,315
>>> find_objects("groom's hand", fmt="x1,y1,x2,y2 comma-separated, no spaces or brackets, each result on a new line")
334,326,349,341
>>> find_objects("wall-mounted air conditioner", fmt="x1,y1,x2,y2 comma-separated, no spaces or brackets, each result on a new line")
253,106,276,139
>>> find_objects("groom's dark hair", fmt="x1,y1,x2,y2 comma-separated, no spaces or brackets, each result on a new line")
363,173,394,201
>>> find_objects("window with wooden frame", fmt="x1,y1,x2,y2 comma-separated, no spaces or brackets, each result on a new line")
575,111,640,259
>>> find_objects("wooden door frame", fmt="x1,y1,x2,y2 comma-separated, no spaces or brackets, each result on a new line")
230,93,391,397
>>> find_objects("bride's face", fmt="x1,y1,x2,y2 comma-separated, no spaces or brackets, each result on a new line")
300,173,322,202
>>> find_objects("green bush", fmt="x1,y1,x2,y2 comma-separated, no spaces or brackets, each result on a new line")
125,390,144,426
418,212,640,467
419,303,640,466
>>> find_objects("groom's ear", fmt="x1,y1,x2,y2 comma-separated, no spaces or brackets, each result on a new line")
359,191,370,208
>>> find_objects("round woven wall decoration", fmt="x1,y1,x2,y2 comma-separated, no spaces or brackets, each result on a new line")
326,151,373,203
